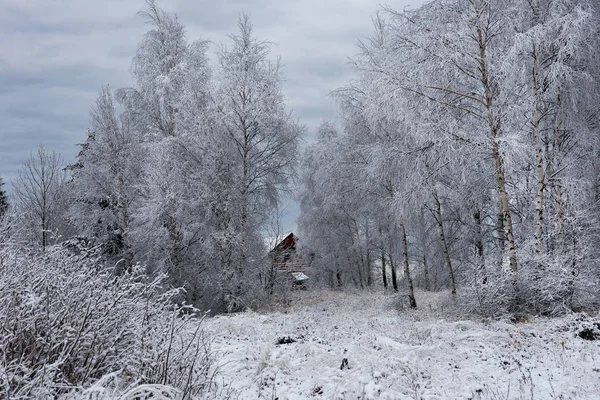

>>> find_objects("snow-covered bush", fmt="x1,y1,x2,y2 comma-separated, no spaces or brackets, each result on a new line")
458,243,600,318
0,240,213,398
458,261,517,319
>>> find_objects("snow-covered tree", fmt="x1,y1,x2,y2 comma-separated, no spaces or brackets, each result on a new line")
12,146,66,251
68,86,142,272
0,176,8,219
298,0,600,313
113,0,216,304
116,0,210,140
214,14,304,292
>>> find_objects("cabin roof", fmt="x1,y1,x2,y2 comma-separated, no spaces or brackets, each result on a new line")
271,232,297,253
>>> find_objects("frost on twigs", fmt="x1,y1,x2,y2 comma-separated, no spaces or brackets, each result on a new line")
458,243,600,320
0,242,215,399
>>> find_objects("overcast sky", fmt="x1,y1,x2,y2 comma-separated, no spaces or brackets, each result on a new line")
0,0,425,232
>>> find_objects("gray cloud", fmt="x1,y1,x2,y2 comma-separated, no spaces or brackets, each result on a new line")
0,0,425,231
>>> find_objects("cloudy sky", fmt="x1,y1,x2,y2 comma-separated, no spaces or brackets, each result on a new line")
0,0,425,231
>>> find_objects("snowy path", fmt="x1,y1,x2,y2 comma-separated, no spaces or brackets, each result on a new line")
205,291,600,399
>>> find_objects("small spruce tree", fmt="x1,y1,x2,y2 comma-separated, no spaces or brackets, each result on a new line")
0,176,8,218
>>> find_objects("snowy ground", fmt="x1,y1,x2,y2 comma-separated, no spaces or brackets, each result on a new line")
204,290,600,400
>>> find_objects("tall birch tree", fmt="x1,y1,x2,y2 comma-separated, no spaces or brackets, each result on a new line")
215,14,303,278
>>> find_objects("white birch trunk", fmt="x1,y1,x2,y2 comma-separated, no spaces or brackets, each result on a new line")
476,25,518,272
400,221,417,308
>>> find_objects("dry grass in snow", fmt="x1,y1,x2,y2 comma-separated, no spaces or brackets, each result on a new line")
205,289,600,400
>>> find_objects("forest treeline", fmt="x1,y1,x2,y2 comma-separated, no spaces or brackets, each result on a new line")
298,0,600,316
1,0,600,317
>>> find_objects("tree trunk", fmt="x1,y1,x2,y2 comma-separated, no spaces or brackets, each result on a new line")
169,215,182,283
553,120,566,248
555,183,565,248
389,251,398,292
381,247,388,290
433,189,456,295
419,207,430,291
531,43,545,251
42,178,48,251
476,25,518,272
356,259,364,289
118,170,131,274
365,223,372,287
473,210,486,283
492,142,518,272
240,119,249,277
497,204,505,251
567,235,577,309
423,253,430,291
41,211,47,252
400,221,417,308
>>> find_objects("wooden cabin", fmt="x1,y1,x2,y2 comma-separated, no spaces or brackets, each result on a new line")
269,233,312,285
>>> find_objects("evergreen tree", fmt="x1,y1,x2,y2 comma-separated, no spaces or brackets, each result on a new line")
0,176,8,219
68,87,142,271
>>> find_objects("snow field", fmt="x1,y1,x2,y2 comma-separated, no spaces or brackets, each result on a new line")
205,290,600,399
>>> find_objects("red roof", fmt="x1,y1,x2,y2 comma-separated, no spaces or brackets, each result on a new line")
272,233,297,252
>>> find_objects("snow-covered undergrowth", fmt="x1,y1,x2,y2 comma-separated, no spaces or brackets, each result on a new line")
206,290,600,399
0,243,215,399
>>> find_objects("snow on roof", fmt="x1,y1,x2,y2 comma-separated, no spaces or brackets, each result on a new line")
290,272,308,281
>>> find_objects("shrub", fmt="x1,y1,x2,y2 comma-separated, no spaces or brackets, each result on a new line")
0,240,213,398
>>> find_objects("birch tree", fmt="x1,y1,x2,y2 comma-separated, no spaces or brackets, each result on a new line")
298,121,370,288
114,0,216,303
117,0,210,140
13,146,66,251
507,0,598,251
363,1,519,272
215,14,303,278
297,0,600,314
